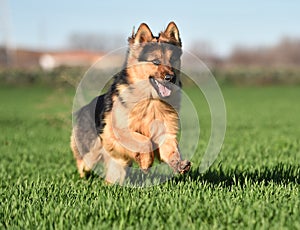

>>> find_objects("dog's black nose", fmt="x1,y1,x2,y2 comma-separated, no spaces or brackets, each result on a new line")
164,75,173,81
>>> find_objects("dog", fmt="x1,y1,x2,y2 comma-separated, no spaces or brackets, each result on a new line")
70,22,191,184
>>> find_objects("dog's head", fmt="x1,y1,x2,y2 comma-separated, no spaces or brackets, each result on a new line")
126,22,182,99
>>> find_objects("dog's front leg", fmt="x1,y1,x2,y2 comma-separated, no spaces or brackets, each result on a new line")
158,137,191,174
111,129,155,172
105,157,128,184
102,130,154,184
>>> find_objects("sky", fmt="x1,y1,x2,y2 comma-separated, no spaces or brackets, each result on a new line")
1,0,300,56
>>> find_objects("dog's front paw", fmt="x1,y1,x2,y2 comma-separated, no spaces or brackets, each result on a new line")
167,155,191,174
178,160,191,174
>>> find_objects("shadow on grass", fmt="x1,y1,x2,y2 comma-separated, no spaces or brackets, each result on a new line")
72,163,299,187
184,163,300,187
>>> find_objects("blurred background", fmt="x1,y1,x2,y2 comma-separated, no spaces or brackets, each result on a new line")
0,0,300,85
1,2,300,227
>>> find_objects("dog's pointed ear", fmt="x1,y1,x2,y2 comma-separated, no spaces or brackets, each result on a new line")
164,22,180,43
129,23,154,44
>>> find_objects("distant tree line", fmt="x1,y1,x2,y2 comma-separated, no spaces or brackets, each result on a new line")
189,37,300,68
227,37,300,67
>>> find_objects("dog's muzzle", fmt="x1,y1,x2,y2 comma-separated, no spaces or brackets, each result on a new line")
149,77,173,98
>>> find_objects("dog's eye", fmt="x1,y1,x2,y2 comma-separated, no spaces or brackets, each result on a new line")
152,59,161,65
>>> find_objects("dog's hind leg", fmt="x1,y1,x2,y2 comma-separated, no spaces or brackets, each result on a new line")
70,132,88,177
71,130,103,178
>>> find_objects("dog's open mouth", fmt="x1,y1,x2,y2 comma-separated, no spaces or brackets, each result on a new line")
149,77,172,98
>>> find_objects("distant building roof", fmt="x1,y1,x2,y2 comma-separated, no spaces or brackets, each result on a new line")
39,50,103,70
0,47,104,69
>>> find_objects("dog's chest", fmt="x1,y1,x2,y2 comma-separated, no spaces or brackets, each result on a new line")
128,99,176,137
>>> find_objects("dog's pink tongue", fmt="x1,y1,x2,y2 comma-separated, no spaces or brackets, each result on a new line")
158,83,171,97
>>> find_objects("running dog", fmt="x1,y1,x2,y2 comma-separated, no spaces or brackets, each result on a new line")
71,22,191,184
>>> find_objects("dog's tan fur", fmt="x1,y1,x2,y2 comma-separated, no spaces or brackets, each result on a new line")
71,22,190,184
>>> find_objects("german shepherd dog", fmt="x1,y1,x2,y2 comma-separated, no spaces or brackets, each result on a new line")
71,22,191,184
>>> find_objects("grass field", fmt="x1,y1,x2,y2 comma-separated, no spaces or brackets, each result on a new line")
0,84,299,229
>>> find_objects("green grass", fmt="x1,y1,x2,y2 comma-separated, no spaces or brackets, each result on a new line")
0,85,299,229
